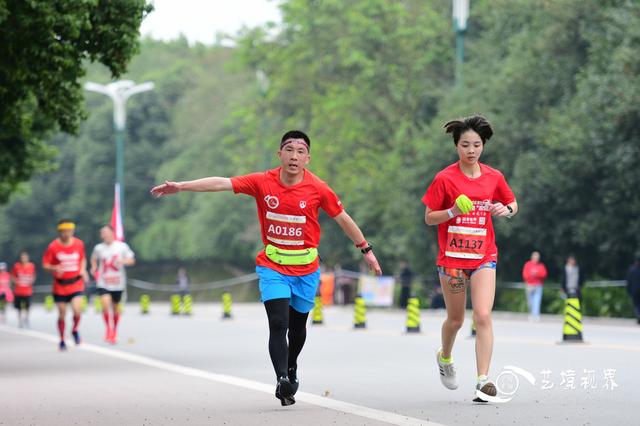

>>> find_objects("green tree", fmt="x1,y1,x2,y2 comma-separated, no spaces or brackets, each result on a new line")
0,0,152,202
231,0,453,270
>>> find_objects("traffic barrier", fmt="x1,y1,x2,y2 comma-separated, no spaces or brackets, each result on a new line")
94,297,102,313
170,294,181,315
353,296,367,329
470,319,476,337
44,295,54,312
222,292,232,319
562,297,584,342
311,296,324,325
140,294,150,314
182,294,192,315
80,295,88,312
405,297,421,333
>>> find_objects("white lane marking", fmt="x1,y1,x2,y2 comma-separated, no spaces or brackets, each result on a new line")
0,326,444,426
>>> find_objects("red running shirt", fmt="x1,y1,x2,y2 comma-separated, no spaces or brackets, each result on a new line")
42,237,86,295
522,261,548,286
0,272,13,302
11,262,35,296
231,167,344,276
422,162,515,269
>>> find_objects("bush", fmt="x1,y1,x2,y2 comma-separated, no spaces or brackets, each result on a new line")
494,285,634,318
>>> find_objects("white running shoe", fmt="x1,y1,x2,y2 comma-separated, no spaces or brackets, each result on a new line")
473,375,497,402
436,349,458,390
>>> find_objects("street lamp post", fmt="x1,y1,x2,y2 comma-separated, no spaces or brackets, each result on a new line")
84,80,154,226
256,70,271,170
453,0,470,86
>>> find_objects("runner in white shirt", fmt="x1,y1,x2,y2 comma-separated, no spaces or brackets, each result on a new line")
90,225,135,344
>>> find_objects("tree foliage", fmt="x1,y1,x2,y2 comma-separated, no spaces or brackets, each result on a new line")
0,0,152,202
1,0,639,284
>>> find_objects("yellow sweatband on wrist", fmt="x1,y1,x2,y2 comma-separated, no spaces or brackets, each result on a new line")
455,194,474,215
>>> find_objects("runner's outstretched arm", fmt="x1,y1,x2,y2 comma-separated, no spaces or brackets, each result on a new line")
333,211,383,276
150,177,233,197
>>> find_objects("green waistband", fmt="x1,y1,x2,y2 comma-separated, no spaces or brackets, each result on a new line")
265,244,318,266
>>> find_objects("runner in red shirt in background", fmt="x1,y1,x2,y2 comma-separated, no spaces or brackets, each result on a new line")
423,115,518,403
42,220,88,351
522,251,548,322
0,262,14,323
11,251,36,328
151,130,382,406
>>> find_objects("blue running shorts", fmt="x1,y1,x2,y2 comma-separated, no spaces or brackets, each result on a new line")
256,266,321,313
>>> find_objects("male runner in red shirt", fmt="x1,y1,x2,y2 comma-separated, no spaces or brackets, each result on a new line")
151,130,382,406
42,220,88,351
11,251,36,328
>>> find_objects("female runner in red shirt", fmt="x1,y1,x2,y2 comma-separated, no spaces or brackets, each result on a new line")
11,251,36,328
422,115,518,402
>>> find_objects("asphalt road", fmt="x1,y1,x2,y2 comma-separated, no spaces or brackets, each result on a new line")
1,302,638,425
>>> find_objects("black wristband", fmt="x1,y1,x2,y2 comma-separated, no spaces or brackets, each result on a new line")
361,245,373,254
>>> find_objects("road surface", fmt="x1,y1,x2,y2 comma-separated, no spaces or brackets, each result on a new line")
1,302,637,425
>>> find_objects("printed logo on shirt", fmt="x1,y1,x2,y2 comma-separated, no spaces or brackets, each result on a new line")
476,200,492,211
299,201,306,209
102,255,120,273
56,252,81,272
264,195,279,209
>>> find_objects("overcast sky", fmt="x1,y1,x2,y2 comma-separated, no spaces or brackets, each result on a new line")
140,0,282,44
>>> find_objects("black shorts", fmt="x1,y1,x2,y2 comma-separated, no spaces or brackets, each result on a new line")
97,288,123,304
14,296,32,310
53,291,84,303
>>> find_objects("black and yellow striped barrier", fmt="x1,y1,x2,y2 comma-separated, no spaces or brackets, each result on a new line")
182,294,193,315
44,295,54,312
405,297,421,333
470,320,476,337
562,297,584,342
140,294,150,314
222,292,232,319
311,296,324,325
353,296,367,329
80,295,88,313
93,296,102,313
170,294,181,315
